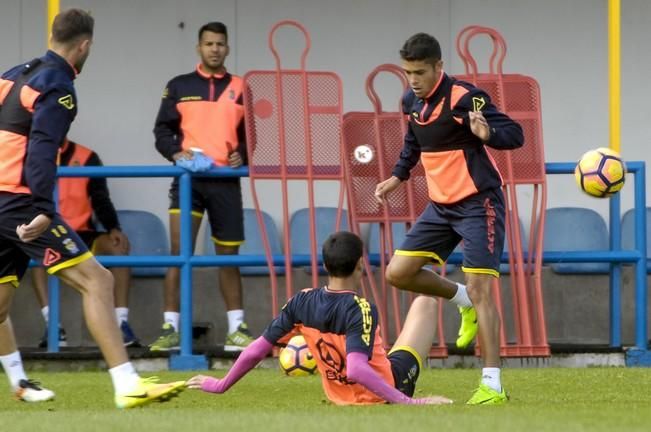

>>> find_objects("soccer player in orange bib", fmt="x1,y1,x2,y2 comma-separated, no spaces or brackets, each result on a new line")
374,33,524,404
0,9,183,408
152,22,252,353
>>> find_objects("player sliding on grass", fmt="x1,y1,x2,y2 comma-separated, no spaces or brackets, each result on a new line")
188,231,453,405
0,9,183,408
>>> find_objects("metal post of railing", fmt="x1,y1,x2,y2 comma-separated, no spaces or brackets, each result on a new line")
633,163,647,349
46,276,61,352
47,185,61,352
170,171,208,369
609,193,622,348
623,162,650,365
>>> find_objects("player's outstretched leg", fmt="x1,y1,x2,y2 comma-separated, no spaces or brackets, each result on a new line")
14,379,56,403
466,381,507,405
464,274,507,405
390,295,438,362
56,258,185,408
386,255,479,348
0,283,55,402
114,377,186,409
456,306,478,349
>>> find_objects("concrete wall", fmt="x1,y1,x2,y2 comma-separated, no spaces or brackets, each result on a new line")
1,0,650,347
1,0,648,224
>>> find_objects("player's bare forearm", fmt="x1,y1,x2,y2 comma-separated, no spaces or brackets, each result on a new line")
16,214,52,242
374,176,402,205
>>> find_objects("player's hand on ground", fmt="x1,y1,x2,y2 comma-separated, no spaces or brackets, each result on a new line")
468,111,491,142
186,374,208,389
229,151,243,168
187,375,224,393
109,228,130,254
374,176,402,205
409,395,453,405
16,214,52,242
172,149,195,161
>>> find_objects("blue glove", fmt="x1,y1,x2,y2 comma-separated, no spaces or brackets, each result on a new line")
175,152,214,172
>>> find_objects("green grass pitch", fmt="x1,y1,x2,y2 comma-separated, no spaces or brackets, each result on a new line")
1,368,650,431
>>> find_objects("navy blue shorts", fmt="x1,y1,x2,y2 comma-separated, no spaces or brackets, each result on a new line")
396,188,505,277
388,348,421,397
168,177,244,246
77,230,103,249
0,196,91,284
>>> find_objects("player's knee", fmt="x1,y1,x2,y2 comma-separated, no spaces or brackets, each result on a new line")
106,242,128,255
100,266,114,287
82,266,114,296
385,262,412,287
0,304,9,323
0,286,13,322
412,295,438,314
466,282,492,304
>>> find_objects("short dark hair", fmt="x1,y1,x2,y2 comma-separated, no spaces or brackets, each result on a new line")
322,231,364,278
51,9,94,44
400,33,441,65
198,22,228,42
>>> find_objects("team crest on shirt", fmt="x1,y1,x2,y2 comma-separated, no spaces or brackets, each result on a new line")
472,96,486,112
62,238,80,254
229,89,235,100
58,95,75,110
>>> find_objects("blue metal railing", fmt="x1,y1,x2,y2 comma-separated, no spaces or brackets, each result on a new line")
424,162,646,349
545,162,647,350
41,161,647,367
367,162,647,350
43,166,249,369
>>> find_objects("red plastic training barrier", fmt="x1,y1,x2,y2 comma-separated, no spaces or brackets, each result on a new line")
456,25,549,357
243,21,348,315
342,64,448,357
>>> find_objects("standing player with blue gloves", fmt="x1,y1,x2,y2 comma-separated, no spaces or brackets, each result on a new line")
153,21,253,353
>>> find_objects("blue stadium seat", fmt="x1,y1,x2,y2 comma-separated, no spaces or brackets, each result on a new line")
289,207,349,274
367,222,457,274
116,210,169,277
204,208,284,275
543,207,610,274
621,207,651,273
368,222,408,254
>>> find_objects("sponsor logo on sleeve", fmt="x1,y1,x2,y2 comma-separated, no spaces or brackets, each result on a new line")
472,96,486,112
58,94,75,110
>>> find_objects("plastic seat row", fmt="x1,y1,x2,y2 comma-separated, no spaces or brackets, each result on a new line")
545,207,651,274
117,207,651,277
119,207,347,277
